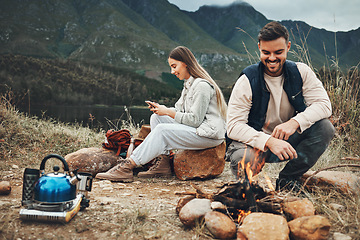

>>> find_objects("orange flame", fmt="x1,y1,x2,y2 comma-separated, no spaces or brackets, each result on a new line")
238,147,247,179
238,146,265,183
263,172,276,192
237,209,251,223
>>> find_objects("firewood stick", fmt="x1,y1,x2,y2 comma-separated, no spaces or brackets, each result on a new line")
213,196,249,209
190,183,214,199
213,195,282,214
174,191,197,196
341,157,360,161
0,181,11,195
257,201,282,214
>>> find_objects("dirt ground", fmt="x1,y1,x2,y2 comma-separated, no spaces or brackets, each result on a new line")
0,162,247,240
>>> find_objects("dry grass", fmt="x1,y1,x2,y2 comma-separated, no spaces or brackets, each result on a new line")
312,188,360,234
0,93,105,172
308,146,360,238
290,28,360,157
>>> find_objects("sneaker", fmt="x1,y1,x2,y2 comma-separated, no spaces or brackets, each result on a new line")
137,155,172,178
276,177,304,193
95,158,134,182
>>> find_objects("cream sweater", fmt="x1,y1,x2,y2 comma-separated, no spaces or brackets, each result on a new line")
174,76,226,140
227,62,332,151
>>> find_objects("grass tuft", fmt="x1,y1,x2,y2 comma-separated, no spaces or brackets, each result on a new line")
0,92,105,172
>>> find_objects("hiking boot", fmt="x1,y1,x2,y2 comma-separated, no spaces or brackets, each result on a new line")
137,155,172,178
276,177,304,193
95,158,134,182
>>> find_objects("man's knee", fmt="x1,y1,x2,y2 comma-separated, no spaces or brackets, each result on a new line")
313,118,335,141
226,141,259,179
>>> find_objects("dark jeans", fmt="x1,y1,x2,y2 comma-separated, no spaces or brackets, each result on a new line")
226,119,335,180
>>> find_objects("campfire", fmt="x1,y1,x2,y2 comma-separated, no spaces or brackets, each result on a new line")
211,146,283,223
177,146,283,223
212,180,282,224
176,145,332,240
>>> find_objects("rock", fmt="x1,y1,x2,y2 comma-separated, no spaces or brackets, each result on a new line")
94,196,118,205
179,198,212,227
174,142,226,180
75,221,90,233
176,195,195,214
204,211,236,239
4,173,14,179
333,232,352,240
102,187,113,192
95,180,112,188
237,213,289,240
302,170,360,195
211,201,227,211
283,198,315,220
0,181,11,195
288,215,331,240
160,188,170,192
65,147,123,176
329,203,345,211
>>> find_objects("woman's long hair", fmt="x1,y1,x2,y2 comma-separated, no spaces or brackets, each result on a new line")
168,46,227,119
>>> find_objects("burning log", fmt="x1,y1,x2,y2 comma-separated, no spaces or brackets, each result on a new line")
213,180,282,222
175,182,214,200
176,178,283,224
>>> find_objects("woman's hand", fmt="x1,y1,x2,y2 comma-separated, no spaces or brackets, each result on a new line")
150,103,176,119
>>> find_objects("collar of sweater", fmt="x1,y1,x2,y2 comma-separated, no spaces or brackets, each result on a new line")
183,76,195,89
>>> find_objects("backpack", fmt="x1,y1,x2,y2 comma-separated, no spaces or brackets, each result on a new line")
102,129,142,156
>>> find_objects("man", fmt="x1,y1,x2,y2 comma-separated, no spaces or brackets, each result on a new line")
226,21,335,191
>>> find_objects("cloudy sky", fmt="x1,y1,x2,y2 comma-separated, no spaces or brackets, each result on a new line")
167,0,360,32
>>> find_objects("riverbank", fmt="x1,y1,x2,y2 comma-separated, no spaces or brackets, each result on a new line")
17,103,153,131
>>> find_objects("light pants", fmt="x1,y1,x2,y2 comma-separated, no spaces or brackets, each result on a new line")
130,114,224,166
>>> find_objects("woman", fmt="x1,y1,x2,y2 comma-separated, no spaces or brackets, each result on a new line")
95,46,227,182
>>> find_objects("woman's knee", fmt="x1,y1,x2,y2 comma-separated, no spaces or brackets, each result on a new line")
150,123,174,138
150,114,160,129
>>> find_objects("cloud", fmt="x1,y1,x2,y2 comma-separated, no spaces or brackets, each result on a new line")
167,0,360,32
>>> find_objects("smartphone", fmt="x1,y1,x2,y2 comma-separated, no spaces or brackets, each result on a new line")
145,100,156,108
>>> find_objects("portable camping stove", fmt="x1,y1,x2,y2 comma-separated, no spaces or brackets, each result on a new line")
20,194,85,222
19,154,92,223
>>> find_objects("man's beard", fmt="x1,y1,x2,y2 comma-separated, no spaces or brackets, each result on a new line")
264,59,283,76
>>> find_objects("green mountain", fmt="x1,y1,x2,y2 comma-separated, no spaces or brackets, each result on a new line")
0,0,247,86
0,54,181,106
186,2,269,55
0,0,176,70
0,0,359,104
185,2,360,69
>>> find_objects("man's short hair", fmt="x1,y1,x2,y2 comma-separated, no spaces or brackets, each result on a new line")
258,21,289,42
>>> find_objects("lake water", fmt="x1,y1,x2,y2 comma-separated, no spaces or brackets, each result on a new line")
20,105,153,130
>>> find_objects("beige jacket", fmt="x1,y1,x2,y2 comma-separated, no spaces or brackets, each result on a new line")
227,62,332,151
